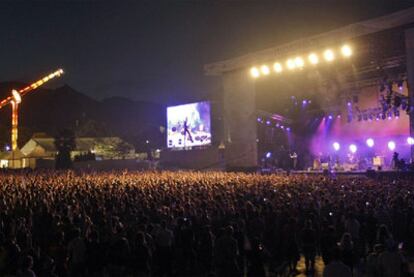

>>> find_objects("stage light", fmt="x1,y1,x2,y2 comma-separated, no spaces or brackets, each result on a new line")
265,152,272,158
324,49,335,62
349,144,357,153
257,117,262,123
273,62,283,73
286,127,291,131
294,57,304,68
366,138,374,148
333,142,340,151
266,120,271,125
260,65,270,75
308,53,319,64
302,100,307,105
341,45,352,57
250,67,260,78
388,141,396,151
328,115,333,119
286,59,296,70
407,137,414,145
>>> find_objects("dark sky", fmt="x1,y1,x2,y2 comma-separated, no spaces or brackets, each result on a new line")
0,0,413,105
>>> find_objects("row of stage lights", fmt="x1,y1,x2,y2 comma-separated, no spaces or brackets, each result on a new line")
250,44,352,78
257,117,291,131
332,137,414,153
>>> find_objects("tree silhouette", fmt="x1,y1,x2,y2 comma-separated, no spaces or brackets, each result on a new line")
54,128,76,169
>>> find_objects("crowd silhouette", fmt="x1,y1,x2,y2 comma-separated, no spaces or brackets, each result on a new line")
0,171,412,276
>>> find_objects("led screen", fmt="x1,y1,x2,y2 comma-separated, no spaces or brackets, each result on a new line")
167,101,211,148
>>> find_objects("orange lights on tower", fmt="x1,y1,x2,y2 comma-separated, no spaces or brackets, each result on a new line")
0,69,64,151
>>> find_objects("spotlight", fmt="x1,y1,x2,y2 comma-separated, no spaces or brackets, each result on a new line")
366,138,374,148
265,152,272,158
260,65,270,75
341,44,352,57
407,137,414,145
286,59,296,70
294,57,304,68
308,53,319,64
333,142,340,151
286,127,291,131
388,141,396,151
257,117,262,123
266,120,271,125
324,49,335,62
328,115,333,119
273,62,283,73
250,67,260,78
349,144,357,153
302,100,307,105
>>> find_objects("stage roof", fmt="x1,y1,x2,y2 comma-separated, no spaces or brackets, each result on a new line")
205,7,414,76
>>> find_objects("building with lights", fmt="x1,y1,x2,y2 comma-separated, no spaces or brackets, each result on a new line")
0,135,135,169
205,7,414,170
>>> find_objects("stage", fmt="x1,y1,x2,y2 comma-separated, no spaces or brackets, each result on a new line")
261,168,414,178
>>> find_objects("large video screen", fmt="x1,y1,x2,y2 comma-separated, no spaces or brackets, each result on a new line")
167,101,211,148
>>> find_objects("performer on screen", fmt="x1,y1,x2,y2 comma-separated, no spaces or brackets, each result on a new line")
183,117,194,143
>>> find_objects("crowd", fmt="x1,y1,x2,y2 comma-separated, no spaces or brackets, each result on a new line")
0,170,413,277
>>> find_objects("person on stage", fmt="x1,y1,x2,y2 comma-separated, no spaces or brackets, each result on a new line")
183,117,194,144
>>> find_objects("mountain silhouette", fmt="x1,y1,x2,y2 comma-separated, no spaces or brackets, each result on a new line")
0,82,165,150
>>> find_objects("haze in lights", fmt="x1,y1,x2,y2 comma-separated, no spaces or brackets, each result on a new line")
341,45,352,57
308,53,319,64
250,67,260,78
273,62,283,73
324,49,335,62
260,65,270,75
294,57,304,68
286,59,296,70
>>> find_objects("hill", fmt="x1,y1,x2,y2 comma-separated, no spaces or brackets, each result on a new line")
0,82,165,150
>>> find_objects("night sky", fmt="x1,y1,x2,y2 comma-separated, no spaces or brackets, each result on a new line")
0,1,413,105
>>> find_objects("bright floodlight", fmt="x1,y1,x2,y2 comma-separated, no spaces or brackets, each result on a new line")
333,142,340,151
260,65,270,75
273,62,283,73
408,137,414,145
12,90,22,104
341,44,352,57
324,49,335,62
286,59,296,70
294,57,304,68
388,141,396,151
250,67,260,78
308,53,319,64
349,144,357,153
366,138,374,148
